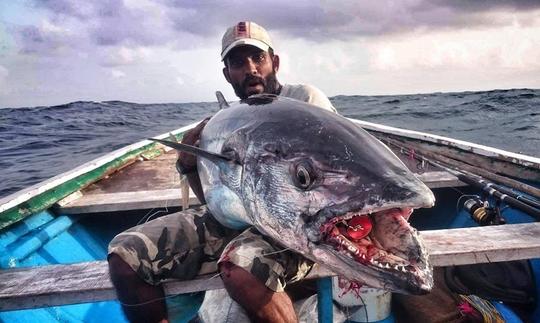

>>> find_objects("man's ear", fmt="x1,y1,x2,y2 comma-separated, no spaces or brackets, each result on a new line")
272,54,280,72
222,67,231,84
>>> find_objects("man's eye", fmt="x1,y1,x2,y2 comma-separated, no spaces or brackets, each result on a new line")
230,60,242,67
253,53,265,63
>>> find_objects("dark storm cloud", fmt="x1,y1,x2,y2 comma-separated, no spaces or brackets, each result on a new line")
13,25,70,55
162,0,349,38
34,0,92,19
162,0,540,41
16,0,173,56
15,26,45,55
89,1,169,46
435,0,540,12
11,0,540,58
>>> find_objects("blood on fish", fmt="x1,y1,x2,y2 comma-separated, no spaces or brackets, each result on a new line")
337,276,364,298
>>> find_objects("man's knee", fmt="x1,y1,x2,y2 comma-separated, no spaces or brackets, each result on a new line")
219,261,259,291
108,253,168,323
218,260,237,279
219,261,263,296
108,253,143,292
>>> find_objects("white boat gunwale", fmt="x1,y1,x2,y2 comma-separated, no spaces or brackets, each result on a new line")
0,123,199,229
351,119,540,169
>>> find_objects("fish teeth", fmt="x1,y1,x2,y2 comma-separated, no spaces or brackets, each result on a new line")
384,263,390,269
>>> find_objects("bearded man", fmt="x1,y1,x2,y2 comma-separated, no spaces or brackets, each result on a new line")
108,21,336,323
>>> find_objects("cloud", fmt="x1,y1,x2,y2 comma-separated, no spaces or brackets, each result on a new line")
161,0,540,40
434,0,540,12
0,65,8,94
367,16,540,72
100,46,152,66
89,1,172,46
12,0,540,58
13,20,78,55
110,69,126,78
16,0,174,53
33,0,94,19
162,0,348,39
2,0,540,108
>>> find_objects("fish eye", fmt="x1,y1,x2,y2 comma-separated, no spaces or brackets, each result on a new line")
294,163,315,190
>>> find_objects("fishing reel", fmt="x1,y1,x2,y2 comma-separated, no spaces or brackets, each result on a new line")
463,198,506,226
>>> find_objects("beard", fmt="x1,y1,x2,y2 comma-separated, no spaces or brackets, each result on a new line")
231,71,280,100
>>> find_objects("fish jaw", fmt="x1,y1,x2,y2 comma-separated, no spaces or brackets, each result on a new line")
307,206,433,294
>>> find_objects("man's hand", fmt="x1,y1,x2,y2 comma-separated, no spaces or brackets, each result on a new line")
177,117,211,174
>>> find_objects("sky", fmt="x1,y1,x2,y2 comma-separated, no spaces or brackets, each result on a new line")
1,0,539,108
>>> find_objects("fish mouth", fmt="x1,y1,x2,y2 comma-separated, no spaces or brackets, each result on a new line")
314,206,432,294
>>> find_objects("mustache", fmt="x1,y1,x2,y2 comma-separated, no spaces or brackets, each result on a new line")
242,75,266,88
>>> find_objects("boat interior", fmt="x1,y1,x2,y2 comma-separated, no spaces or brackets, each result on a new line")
1,127,539,322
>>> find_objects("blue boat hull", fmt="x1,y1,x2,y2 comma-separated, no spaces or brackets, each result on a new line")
1,185,539,322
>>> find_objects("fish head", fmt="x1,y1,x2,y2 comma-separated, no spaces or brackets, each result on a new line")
220,95,435,294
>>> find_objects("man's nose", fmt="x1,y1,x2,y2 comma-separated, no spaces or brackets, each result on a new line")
245,58,258,75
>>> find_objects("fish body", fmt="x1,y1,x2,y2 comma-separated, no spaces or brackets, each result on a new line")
159,94,435,293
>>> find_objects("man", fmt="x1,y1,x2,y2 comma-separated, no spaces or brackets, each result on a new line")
219,21,336,111
108,21,337,323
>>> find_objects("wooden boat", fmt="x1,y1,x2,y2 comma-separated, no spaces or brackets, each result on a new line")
1,117,539,322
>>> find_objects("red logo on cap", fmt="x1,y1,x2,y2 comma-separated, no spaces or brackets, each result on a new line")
236,22,248,37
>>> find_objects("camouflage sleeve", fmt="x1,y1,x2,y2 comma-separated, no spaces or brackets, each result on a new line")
108,206,238,285
218,227,315,292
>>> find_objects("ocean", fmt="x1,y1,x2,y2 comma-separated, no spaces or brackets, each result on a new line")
0,88,538,199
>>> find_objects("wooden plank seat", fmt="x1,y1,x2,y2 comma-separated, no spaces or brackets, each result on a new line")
2,222,540,311
56,189,200,214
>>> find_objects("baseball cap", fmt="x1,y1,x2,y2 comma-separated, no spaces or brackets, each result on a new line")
221,21,273,60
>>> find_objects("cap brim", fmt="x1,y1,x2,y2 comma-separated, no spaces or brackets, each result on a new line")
221,39,270,60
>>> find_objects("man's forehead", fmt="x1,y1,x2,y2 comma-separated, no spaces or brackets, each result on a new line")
226,45,268,59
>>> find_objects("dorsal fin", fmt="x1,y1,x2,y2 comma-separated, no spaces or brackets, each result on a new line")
216,91,230,110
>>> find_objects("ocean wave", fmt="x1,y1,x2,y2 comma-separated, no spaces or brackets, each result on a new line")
0,89,538,199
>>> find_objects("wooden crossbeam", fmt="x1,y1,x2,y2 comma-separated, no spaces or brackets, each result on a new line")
56,189,200,214
2,222,540,311
55,171,463,214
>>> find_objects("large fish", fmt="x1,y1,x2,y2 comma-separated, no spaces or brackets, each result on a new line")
153,94,435,294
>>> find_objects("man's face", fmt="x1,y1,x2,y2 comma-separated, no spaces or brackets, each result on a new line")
223,45,280,99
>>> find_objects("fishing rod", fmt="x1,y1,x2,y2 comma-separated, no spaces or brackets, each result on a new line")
477,180,540,210
380,135,540,200
454,173,540,220
378,136,540,220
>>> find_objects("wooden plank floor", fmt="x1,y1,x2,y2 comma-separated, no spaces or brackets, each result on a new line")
2,222,540,311
84,152,182,194
57,149,464,214
57,151,199,213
